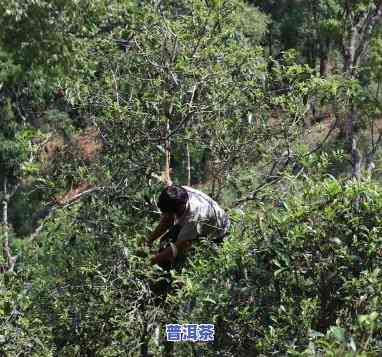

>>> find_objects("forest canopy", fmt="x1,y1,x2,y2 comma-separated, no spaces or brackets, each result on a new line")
1,0,382,356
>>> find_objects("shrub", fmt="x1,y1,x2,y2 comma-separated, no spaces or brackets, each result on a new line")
176,177,382,356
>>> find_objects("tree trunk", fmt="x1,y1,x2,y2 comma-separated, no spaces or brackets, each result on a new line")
268,23,273,57
320,53,329,77
185,141,191,186
2,178,16,273
351,136,362,179
366,154,376,179
343,21,357,75
345,104,362,179
342,8,359,177
343,3,382,178
164,118,172,187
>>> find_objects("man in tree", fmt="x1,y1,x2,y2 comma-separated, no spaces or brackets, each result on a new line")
147,185,230,269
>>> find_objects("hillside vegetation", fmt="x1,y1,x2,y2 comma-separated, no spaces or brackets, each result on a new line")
1,1,382,356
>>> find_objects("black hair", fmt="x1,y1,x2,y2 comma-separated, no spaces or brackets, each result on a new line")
157,185,188,213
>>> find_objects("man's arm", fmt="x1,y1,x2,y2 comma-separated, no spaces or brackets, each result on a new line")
151,239,192,266
147,213,174,246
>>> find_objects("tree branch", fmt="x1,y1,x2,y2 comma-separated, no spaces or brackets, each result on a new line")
28,186,103,242
354,2,382,68
233,152,293,206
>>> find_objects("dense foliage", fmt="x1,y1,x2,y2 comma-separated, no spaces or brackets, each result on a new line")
179,175,382,356
1,0,382,356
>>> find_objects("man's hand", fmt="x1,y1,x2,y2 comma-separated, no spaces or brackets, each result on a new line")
135,247,149,258
145,237,154,248
145,231,166,247
148,213,174,244
151,239,192,266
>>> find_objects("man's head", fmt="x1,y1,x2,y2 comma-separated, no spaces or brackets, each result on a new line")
157,185,188,214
